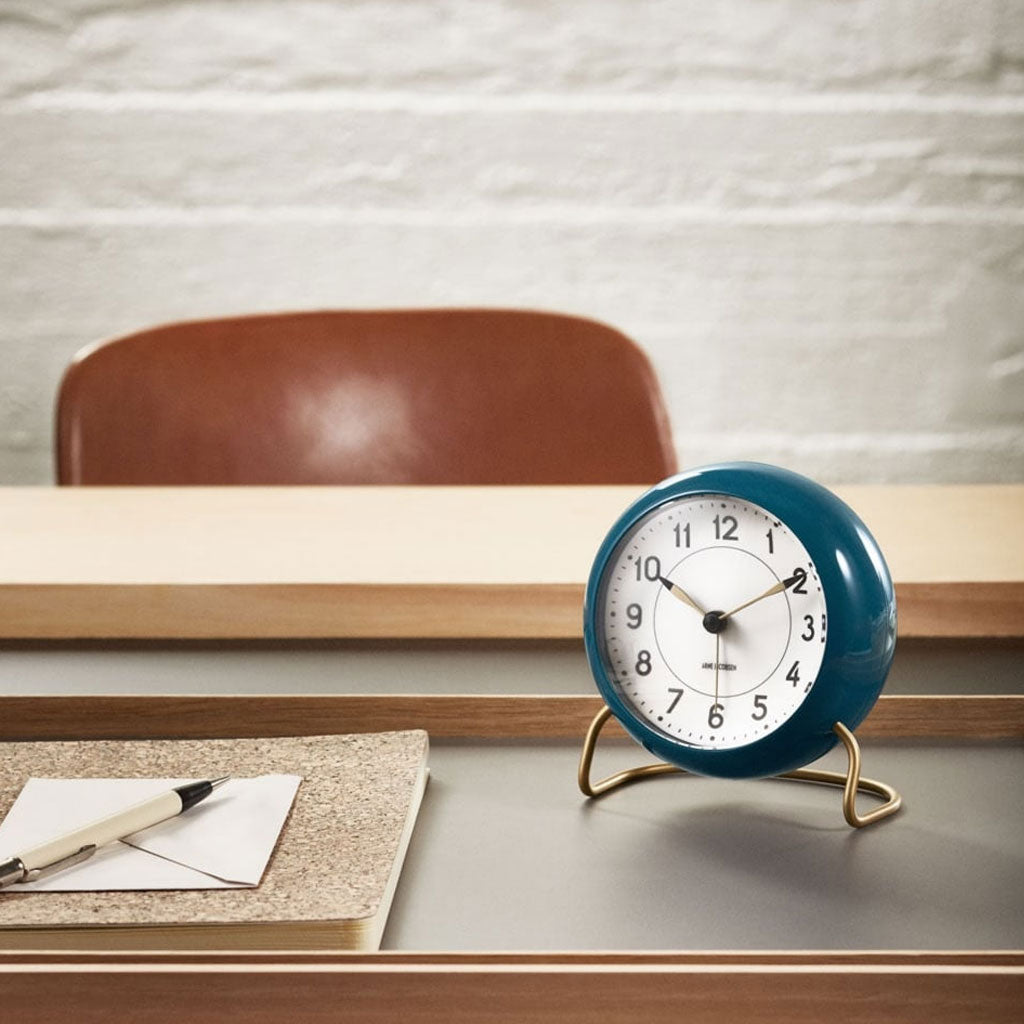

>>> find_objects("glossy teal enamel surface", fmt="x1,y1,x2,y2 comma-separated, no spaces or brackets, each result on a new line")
583,463,897,778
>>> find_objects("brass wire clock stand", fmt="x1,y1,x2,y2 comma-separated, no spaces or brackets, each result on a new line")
578,704,902,829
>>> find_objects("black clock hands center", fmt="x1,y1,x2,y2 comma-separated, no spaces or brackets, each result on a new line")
659,575,732,635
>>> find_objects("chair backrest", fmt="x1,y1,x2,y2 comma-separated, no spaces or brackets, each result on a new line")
56,309,677,485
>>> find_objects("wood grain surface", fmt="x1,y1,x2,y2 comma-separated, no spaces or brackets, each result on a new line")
0,956,1021,1024
0,694,1020,741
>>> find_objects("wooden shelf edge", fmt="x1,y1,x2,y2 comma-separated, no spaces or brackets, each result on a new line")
2,581,1021,640
896,582,1024,639
0,584,583,640
0,694,1020,742
0,955,1021,1024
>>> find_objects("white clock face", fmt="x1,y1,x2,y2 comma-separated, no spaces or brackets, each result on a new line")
597,493,828,750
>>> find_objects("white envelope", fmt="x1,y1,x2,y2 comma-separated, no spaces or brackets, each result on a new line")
0,775,301,890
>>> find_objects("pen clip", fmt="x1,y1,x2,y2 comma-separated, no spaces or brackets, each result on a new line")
24,844,97,882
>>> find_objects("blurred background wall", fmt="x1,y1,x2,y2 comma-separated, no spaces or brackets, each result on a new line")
1,0,1022,485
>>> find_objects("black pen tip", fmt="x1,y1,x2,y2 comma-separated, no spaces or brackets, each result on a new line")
175,776,231,811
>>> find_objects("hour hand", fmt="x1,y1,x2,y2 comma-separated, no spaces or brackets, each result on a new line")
658,575,707,616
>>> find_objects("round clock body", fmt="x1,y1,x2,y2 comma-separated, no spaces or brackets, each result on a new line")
583,463,897,779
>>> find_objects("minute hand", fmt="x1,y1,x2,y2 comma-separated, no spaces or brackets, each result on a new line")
721,573,801,621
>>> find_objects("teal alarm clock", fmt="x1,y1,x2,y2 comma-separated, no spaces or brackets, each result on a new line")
583,462,897,780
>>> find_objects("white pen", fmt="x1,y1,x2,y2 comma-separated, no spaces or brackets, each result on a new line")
0,776,231,889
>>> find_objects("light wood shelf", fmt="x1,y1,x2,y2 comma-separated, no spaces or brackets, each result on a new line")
1,485,1022,640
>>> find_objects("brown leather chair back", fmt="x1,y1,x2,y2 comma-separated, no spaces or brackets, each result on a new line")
56,309,677,485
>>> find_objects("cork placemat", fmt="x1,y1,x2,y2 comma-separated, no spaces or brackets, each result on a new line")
0,731,429,929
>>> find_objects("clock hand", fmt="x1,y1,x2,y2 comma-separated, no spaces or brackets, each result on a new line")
714,632,721,706
720,572,802,621
657,575,707,616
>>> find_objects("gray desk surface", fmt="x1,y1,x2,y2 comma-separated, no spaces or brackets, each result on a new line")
384,738,1023,952
1,639,1021,696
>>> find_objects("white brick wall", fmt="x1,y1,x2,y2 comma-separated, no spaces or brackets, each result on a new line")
1,0,1022,483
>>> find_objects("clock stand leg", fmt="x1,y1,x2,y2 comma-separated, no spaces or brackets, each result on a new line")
577,704,685,796
578,705,902,828
781,721,902,827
